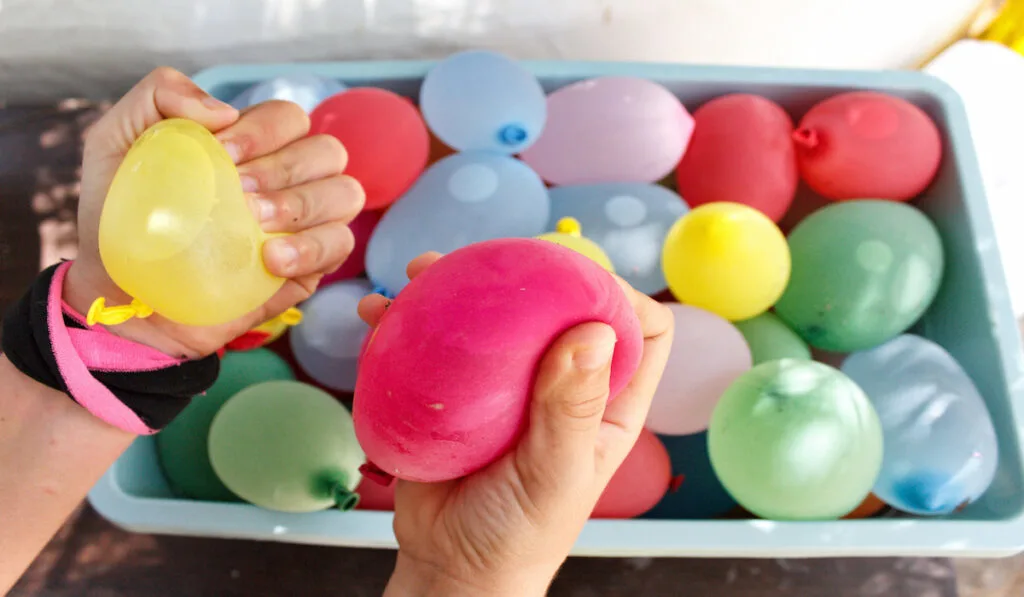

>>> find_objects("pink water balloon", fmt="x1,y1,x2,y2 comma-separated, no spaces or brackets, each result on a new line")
519,77,694,185
645,304,753,435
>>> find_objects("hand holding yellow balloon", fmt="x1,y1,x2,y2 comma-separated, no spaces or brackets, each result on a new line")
91,119,285,327
536,217,615,272
662,202,790,321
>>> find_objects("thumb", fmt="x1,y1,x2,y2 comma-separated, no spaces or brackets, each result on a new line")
520,322,617,478
85,67,238,161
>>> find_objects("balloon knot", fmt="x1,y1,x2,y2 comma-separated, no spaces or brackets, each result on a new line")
497,123,528,146
555,217,583,237
359,461,396,487
370,285,395,300
792,127,820,150
87,297,153,327
280,307,303,326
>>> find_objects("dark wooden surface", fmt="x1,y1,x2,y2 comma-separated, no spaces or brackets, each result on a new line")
0,104,961,596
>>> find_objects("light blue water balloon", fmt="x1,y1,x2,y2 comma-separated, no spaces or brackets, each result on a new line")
290,279,373,392
419,50,546,154
642,432,738,520
842,334,999,515
365,151,550,296
548,183,688,295
230,74,346,113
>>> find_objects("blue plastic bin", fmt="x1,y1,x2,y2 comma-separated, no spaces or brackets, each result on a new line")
89,60,1024,557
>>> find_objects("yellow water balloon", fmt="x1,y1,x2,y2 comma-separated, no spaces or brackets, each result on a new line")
536,217,615,272
93,119,285,327
662,202,790,321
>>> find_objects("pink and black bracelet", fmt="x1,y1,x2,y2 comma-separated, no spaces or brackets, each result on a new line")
1,261,218,434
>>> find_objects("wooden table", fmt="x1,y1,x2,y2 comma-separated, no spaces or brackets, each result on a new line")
0,103,962,597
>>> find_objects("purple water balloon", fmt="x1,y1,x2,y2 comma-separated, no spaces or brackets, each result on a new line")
519,77,694,185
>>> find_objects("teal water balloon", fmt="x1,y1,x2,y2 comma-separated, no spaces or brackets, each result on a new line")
420,50,546,154
548,183,688,295
230,74,346,113
733,312,811,365
643,432,738,519
156,349,294,501
208,380,364,513
775,200,944,352
365,151,550,296
290,279,373,392
708,359,883,520
842,334,998,515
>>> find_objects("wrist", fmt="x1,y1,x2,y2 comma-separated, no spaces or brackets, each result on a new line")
385,553,552,597
62,260,197,359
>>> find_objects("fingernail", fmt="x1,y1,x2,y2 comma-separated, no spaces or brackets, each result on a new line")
256,197,276,222
240,175,259,193
573,325,617,371
202,95,233,111
268,239,299,275
223,141,243,164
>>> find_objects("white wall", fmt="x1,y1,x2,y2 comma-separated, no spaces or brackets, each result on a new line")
0,0,983,99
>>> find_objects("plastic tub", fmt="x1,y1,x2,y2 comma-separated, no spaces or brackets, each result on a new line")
89,60,1024,558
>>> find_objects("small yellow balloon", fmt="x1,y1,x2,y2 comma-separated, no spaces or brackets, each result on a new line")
536,217,615,272
95,119,285,327
662,202,790,321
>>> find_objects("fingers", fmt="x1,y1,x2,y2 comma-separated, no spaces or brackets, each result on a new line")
215,100,311,165
596,296,674,473
85,67,238,158
406,252,443,281
263,221,355,279
252,175,365,233
521,322,617,478
237,134,348,193
357,294,391,327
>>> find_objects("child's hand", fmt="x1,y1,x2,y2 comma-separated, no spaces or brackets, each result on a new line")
360,254,674,597
64,67,364,357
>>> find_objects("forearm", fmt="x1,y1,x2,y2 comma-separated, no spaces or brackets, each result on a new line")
384,553,554,597
0,354,134,593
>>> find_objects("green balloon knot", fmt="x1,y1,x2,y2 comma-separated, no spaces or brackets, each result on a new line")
332,483,360,512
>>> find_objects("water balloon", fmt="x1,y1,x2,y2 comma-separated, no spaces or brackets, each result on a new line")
794,91,942,201
93,119,284,326
310,88,429,210
676,93,798,221
646,304,752,435
230,74,346,113
157,349,294,501
355,239,643,483
842,334,998,515
365,152,550,296
548,183,688,295
708,359,883,520
290,279,373,392
420,50,546,154
643,432,738,520
662,202,790,321
592,429,672,519
209,380,364,512
733,312,811,365
520,77,694,184
535,217,614,271
774,200,944,352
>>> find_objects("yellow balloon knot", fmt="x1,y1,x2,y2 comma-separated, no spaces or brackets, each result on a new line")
555,217,583,237
87,297,154,327
280,307,303,326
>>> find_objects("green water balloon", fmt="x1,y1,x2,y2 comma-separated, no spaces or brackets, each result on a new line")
733,312,811,365
708,359,883,520
157,348,294,501
774,200,944,352
208,380,364,513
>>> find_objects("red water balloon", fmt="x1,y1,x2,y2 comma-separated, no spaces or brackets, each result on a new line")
793,91,942,202
676,94,798,222
592,429,672,519
355,477,396,511
310,88,430,210
318,210,383,287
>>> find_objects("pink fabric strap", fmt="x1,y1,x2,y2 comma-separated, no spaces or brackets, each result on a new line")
47,262,161,434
